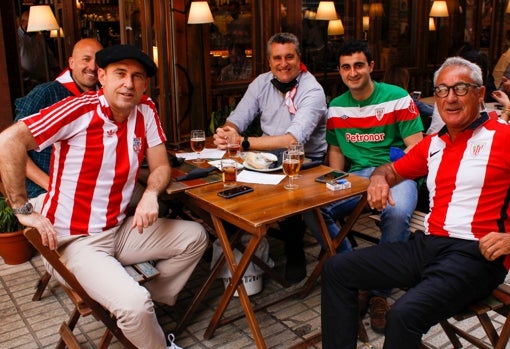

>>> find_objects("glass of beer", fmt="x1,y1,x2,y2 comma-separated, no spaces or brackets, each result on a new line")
190,129,206,163
282,150,301,190
221,159,237,187
289,142,304,177
227,134,241,158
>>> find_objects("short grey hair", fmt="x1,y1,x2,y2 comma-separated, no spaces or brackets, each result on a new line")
433,57,483,87
266,32,301,57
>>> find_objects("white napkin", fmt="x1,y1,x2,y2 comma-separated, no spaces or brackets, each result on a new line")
178,148,226,160
237,170,285,185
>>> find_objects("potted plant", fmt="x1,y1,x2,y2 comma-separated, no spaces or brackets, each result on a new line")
0,195,35,265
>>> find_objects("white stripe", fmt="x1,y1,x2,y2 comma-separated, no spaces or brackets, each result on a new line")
444,127,493,239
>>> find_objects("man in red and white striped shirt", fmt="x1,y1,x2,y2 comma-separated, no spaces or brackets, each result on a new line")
321,57,510,348
0,45,207,349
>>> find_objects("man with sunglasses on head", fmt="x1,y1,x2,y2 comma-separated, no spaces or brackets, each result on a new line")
305,39,423,333
321,56,510,348
213,32,327,284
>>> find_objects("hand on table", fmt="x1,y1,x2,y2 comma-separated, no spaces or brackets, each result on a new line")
213,126,240,150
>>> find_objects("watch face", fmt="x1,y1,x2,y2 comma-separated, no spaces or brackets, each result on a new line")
13,202,33,215
242,137,250,151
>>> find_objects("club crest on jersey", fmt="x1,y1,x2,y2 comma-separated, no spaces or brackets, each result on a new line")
133,137,142,153
470,143,485,157
375,108,384,121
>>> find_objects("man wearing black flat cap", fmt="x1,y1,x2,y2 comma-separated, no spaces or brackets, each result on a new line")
0,44,207,349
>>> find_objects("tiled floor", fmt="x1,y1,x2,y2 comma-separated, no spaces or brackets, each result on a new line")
1,213,508,348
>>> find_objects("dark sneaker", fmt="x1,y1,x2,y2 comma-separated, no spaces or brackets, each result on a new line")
284,253,306,284
369,296,389,333
358,289,371,317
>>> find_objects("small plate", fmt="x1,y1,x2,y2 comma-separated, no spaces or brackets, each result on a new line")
243,162,283,172
208,159,244,170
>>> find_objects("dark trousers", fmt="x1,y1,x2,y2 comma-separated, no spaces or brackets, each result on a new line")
279,214,305,259
321,232,507,349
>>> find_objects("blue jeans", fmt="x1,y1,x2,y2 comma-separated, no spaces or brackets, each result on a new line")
304,167,418,295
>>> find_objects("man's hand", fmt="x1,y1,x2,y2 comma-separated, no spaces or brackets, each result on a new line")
479,232,510,261
17,212,58,250
131,191,159,233
367,173,395,211
213,126,239,150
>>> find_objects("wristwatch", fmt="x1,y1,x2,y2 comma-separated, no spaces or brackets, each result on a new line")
12,201,33,215
242,135,250,151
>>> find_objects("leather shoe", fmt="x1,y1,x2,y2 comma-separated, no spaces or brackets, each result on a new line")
369,296,389,333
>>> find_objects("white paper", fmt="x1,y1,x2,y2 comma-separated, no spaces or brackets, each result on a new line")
177,148,226,160
237,170,286,185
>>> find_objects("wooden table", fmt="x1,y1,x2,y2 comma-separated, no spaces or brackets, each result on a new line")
176,165,369,348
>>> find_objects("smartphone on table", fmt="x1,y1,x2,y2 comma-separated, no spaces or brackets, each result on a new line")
217,185,254,199
315,170,349,183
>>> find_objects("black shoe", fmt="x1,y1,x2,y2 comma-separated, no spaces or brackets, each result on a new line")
284,253,306,284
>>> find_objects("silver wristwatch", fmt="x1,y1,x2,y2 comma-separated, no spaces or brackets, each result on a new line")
12,201,33,215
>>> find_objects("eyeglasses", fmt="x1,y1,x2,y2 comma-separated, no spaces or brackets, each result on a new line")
433,83,480,98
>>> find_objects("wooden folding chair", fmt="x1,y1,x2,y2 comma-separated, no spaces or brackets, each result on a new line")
439,283,510,349
24,228,158,349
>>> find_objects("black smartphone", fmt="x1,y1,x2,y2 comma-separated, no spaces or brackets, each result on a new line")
217,185,254,199
315,170,349,183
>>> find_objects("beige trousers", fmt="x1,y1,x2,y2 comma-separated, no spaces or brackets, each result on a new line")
41,211,207,349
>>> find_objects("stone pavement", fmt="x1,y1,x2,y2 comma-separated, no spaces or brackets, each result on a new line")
1,213,508,348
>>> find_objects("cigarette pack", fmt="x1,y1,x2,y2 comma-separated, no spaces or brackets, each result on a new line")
326,179,351,191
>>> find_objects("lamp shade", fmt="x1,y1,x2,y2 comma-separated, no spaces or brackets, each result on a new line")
152,46,159,67
429,17,436,31
506,0,510,13
363,16,370,30
430,1,449,17
26,5,59,32
50,27,64,38
188,1,214,24
328,19,344,36
369,2,384,17
316,1,338,20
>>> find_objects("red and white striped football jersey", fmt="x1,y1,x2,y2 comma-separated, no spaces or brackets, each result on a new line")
23,90,166,236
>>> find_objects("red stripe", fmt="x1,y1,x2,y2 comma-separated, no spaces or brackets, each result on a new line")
45,141,70,227
327,108,417,130
69,114,106,235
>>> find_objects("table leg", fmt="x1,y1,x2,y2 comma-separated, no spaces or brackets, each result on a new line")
299,192,368,297
176,229,245,333
203,215,267,349
175,251,227,334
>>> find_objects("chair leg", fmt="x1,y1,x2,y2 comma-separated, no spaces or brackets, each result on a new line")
439,320,463,349
56,307,81,349
97,329,114,349
495,315,510,349
59,322,81,349
32,272,51,301
358,316,369,343
478,313,500,347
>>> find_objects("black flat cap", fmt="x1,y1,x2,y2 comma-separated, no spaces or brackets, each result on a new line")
96,44,157,77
